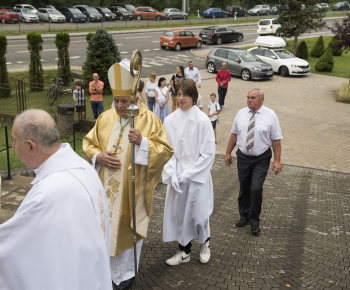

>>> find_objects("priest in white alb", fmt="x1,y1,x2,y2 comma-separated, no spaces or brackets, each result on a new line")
83,58,173,290
162,78,216,266
0,109,112,290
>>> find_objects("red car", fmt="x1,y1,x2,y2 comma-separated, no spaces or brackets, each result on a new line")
160,29,202,51
0,9,19,23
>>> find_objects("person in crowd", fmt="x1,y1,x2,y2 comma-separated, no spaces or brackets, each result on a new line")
73,80,86,119
145,72,157,112
89,73,104,119
170,66,185,112
224,88,282,235
207,93,221,144
216,62,231,110
154,77,170,123
184,61,201,88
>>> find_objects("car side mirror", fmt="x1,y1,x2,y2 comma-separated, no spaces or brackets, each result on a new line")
271,55,277,59
235,59,241,63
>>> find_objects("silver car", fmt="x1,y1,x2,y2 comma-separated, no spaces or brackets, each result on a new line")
206,47,273,81
163,8,188,19
14,8,39,23
248,4,270,15
37,8,66,22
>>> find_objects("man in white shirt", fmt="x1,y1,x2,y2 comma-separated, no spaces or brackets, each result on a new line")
224,89,282,235
184,61,202,88
0,109,112,290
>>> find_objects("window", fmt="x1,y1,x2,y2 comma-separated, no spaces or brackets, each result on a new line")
178,31,185,36
217,28,225,32
228,51,239,62
264,50,275,58
185,31,194,36
214,49,228,59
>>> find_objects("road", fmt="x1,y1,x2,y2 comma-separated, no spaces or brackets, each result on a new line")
5,19,335,77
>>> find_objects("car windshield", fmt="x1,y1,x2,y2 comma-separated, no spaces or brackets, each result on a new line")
100,8,111,12
23,9,35,13
201,28,215,33
163,31,175,37
236,51,260,62
118,7,128,12
252,6,261,9
86,7,98,13
69,8,82,13
49,10,61,14
124,5,135,11
274,49,295,59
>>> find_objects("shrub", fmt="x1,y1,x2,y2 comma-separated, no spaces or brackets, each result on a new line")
296,41,309,60
55,32,71,86
310,35,325,58
315,47,334,72
0,35,11,98
336,82,350,103
328,36,343,56
82,28,121,94
27,32,44,91
86,32,94,41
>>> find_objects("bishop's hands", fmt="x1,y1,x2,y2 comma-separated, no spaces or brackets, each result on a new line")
97,151,121,171
128,128,142,146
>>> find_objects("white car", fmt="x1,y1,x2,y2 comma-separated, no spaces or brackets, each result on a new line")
257,19,281,35
13,4,37,13
248,36,310,77
14,8,39,23
37,8,66,22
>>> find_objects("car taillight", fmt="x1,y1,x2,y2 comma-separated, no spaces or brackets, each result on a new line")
207,55,209,58
230,9,232,12
208,33,214,36
170,37,175,41
270,25,273,28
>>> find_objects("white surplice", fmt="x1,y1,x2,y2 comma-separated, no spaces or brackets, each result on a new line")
162,105,215,246
0,144,112,290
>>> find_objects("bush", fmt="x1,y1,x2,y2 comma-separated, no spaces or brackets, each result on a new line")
296,41,309,60
86,32,94,41
82,28,121,94
55,32,71,86
328,36,343,56
310,35,325,58
315,47,334,72
27,32,44,91
336,82,350,103
0,35,11,98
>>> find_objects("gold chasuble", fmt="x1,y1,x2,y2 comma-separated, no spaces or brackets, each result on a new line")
83,104,173,257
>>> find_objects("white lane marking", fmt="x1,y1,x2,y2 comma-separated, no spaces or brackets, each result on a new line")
17,61,24,63
152,41,160,43
71,40,86,43
125,36,151,39
8,44,27,47
70,56,80,59
40,59,44,62
6,62,12,65
120,51,129,54
43,49,57,52
116,44,123,45
143,49,151,51
16,50,29,53
153,48,160,50
143,64,152,67
147,62,164,66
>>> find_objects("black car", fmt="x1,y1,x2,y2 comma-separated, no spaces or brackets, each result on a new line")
199,26,243,45
109,6,133,20
73,5,102,22
113,3,135,15
332,1,350,10
57,7,87,23
95,7,116,21
225,6,246,17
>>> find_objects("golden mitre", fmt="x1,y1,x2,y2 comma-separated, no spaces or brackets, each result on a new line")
108,59,134,97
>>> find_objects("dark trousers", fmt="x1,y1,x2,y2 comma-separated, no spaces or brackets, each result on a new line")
91,101,104,119
179,237,210,254
148,97,156,111
218,87,228,107
236,148,272,226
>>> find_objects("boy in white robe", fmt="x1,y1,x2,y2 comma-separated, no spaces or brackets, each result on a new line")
162,78,216,265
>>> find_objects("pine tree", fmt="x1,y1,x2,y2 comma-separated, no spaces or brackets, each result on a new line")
310,35,325,58
328,36,343,56
0,35,11,98
82,28,121,94
27,32,44,91
55,32,71,86
315,47,334,72
296,41,309,60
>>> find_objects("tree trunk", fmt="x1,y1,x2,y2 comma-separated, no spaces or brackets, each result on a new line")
293,35,299,55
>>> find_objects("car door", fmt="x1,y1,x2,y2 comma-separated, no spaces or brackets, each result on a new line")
225,27,236,42
175,9,182,18
185,31,196,47
227,51,241,75
260,50,279,72
213,49,229,72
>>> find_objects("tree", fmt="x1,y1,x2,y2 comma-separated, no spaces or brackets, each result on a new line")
55,32,71,86
310,35,325,58
27,32,44,91
328,36,343,56
0,35,11,98
82,28,121,94
315,47,334,72
296,41,309,60
277,0,326,55
330,15,350,53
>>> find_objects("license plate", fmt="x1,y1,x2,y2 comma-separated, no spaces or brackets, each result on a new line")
202,34,207,37
163,42,168,45
267,71,273,75
303,69,309,72
261,28,266,31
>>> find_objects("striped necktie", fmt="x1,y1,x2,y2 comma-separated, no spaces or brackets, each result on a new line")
246,111,256,151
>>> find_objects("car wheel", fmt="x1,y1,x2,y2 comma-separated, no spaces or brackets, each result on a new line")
207,62,216,73
2,19,5,24
87,16,91,22
119,16,123,21
174,43,181,51
70,18,73,23
169,15,173,20
156,15,162,20
279,66,289,77
196,41,202,48
241,69,251,81
237,35,243,42
212,14,216,18
216,37,222,45
257,12,260,16
136,15,142,20
161,46,166,49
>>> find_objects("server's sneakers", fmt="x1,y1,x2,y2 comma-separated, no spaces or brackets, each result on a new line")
199,241,210,264
166,251,190,266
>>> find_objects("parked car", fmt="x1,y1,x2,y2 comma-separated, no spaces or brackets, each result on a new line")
225,6,246,17
257,19,281,36
163,8,187,19
199,26,243,45
248,36,310,77
13,4,37,13
248,5,270,15
316,3,329,11
160,29,202,51
113,3,135,15
134,6,165,20
14,8,39,23
57,7,87,23
109,6,133,20
203,8,227,18
73,5,102,22
206,47,273,81
0,9,19,23
95,7,116,21
270,6,278,14
37,8,66,22
38,5,56,9
332,1,350,10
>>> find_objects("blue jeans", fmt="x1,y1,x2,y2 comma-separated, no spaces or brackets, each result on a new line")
218,87,228,108
148,97,156,111
91,101,104,119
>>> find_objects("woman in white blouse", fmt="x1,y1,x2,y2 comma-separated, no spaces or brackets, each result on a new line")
154,77,170,123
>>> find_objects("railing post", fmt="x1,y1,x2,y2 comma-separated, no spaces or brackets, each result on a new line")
5,126,11,180
73,122,76,151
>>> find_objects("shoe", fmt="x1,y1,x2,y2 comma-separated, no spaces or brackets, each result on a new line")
115,277,135,290
166,251,190,266
215,141,217,144
235,219,249,227
251,225,261,235
199,241,210,264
